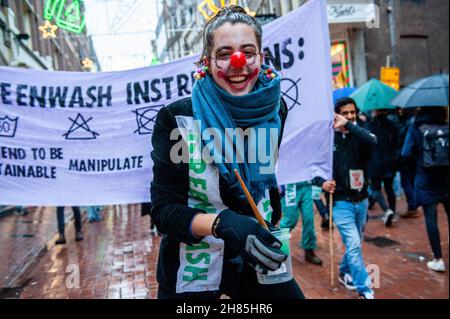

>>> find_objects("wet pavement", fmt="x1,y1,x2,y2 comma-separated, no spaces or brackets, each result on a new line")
290,198,448,299
17,205,158,299
0,206,72,290
0,198,447,299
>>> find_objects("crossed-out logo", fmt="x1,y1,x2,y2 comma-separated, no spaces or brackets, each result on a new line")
0,115,18,138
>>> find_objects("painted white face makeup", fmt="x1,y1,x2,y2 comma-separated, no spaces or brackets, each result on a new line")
208,22,263,96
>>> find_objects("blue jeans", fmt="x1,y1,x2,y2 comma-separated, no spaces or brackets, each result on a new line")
333,200,372,294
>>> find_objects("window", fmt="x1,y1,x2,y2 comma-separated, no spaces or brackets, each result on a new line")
331,40,351,89
21,5,32,46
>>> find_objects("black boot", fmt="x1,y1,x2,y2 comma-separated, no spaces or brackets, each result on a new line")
305,249,322,265
75,230,83,241
55,233,66,245
321,217,330,230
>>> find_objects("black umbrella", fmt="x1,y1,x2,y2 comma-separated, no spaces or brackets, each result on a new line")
390,73,449,108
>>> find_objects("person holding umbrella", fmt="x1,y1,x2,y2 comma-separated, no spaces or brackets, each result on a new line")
401,107,448,272
393,73,449,272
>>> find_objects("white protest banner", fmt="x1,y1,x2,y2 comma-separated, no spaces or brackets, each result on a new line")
0,0,332,206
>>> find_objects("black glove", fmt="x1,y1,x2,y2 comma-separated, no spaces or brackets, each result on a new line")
212,209,287,274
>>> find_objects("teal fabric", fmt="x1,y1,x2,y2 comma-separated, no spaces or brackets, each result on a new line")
191,64,281,203
280,182,317,250
85,206,103,222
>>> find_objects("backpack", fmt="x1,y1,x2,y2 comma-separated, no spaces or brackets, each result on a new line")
419,124,449,168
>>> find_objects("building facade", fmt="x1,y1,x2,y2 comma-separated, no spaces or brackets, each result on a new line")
154,0,202,62
250,0,376,88
0,0,98,71
365,0,448,86
0,0,99,215
154,0,448,89
154,0,375,88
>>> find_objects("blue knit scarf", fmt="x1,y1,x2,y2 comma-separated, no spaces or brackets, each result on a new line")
191,64,281,204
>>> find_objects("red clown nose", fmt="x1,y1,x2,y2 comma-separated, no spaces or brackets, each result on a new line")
230,52,247,68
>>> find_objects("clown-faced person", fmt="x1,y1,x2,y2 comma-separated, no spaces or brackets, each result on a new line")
150,5,303,299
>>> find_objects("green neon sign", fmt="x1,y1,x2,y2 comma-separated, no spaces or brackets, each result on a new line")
151,56,160,65
44,0,86,34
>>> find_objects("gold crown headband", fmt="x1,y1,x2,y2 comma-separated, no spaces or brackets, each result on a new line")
197,0,256,21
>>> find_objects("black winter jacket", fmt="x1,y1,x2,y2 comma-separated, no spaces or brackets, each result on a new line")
313,120,377,202
401,112,449,206
367,114,399,178
150,97,287,293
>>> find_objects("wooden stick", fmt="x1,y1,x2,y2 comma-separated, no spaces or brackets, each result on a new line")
233,169,269,230
329,193,334,286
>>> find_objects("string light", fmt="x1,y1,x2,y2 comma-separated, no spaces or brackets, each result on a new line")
39,20,58,39
43,0,86,34
81,57,94,69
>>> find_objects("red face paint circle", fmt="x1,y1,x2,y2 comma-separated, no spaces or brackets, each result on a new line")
230,52,247,68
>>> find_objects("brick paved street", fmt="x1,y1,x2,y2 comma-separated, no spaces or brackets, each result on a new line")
18,205,159,299
0,199,447,299
291,199,448,299
0,206,72,290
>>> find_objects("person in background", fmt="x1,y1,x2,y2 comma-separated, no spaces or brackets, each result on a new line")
358,112,369,124
86,206,103,222
367,109,399,227
313,97,377,299
55,206,83,244
313,193,330,230
401,107,449,272
15,206,28,216
395,108,419,218
280,182,323,265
